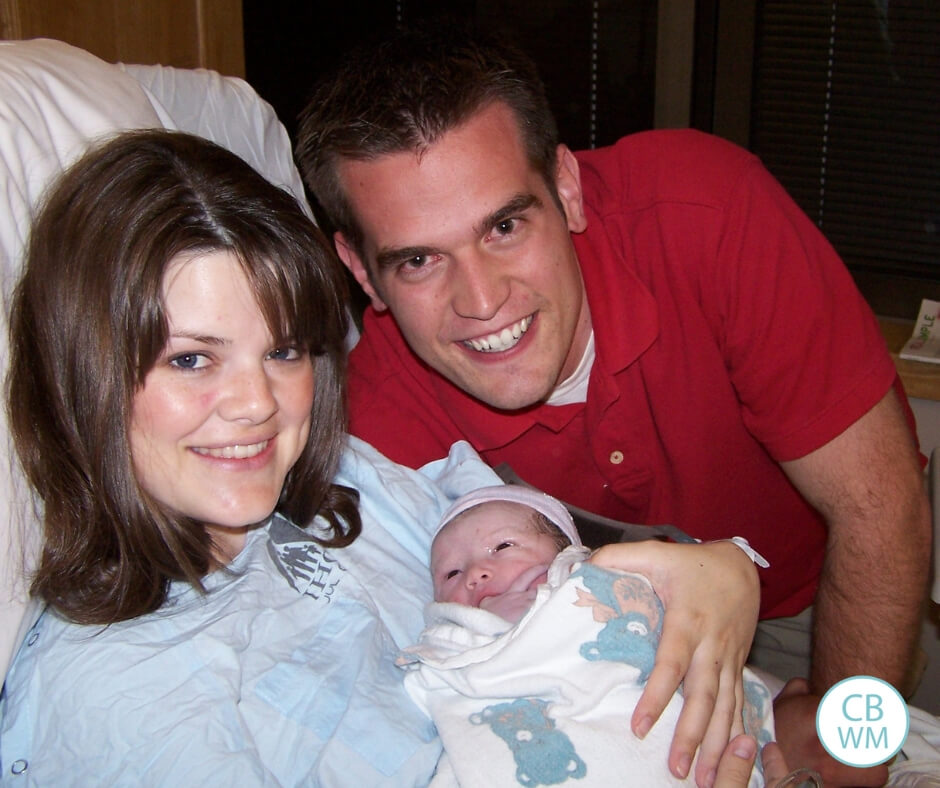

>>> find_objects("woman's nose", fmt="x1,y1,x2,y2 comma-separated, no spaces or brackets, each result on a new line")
218,365,278,423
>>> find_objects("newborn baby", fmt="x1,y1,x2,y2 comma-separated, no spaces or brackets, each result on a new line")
402,485,774,787
430,485,579,623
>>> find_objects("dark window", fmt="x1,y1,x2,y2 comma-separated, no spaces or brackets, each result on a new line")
746,0,940,317
243,1,656,152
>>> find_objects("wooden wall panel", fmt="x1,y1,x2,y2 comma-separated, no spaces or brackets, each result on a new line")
0,0,244,77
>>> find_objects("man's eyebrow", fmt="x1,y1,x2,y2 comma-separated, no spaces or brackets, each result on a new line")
375,245,439,271
474,193,542,237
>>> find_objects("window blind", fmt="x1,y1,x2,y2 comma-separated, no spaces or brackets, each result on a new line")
750,0,940,317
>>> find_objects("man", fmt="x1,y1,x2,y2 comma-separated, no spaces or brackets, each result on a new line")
297,23,930,786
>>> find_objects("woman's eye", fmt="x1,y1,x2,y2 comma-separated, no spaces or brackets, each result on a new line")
268,345,302,361
169,353,207,370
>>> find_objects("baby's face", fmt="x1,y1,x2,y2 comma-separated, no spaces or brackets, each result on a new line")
431,501,560,608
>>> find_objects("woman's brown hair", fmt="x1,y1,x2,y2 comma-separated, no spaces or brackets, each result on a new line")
7,130,360,625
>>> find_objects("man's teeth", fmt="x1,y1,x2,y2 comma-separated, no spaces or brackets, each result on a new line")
464,315,533,353
193,441,269,459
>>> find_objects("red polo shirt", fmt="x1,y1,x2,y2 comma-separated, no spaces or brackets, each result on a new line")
347,129,903,619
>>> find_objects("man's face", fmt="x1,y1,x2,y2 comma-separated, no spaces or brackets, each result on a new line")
335,102,592,410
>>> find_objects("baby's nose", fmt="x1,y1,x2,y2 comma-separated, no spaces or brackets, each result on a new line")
466,565,491,586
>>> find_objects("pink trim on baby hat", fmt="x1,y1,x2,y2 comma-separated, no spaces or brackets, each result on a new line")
438,485,582,547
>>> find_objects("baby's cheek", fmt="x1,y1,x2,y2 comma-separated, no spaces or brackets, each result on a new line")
435,580,458,604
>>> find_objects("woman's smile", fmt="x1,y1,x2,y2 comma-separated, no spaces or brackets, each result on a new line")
191,438,273,460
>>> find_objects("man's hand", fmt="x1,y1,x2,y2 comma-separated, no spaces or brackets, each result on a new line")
589,539,760,786
774,678,889,787
714,735,792,788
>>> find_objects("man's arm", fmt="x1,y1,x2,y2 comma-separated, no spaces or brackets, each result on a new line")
777,386,931,784
782,387,930,689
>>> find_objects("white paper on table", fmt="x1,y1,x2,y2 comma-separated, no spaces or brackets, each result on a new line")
900,299,940,365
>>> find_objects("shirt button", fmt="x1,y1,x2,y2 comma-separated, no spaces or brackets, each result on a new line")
26,632,38,646
609,450,624,465
11,759,28,775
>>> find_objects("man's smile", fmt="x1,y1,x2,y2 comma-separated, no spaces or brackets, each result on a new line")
462,314,534,353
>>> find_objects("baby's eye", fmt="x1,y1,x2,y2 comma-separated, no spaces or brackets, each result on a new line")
494,542,513,552
444,569,460,580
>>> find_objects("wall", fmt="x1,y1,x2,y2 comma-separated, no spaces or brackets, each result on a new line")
0,0,244,77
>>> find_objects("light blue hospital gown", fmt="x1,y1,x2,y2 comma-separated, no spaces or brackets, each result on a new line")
0,438,500,786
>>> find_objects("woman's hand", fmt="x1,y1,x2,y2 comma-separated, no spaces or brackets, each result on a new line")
588,540,760,787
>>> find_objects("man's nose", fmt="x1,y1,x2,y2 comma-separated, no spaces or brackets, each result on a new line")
450,252,510,321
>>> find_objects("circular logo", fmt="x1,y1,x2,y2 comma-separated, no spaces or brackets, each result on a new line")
816,676,909,767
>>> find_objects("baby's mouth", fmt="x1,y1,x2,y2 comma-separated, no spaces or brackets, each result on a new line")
504,563,551,595
462,315,533,353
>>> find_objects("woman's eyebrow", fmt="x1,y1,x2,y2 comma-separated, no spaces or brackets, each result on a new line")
167,332,227,346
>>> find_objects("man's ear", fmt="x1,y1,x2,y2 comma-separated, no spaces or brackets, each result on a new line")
554,145,587,233
334,232,388,312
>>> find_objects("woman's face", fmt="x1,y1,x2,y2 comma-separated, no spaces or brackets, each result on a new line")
129,250,315,562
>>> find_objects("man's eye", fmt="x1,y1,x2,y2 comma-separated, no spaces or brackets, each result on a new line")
169,353,207,370
494,218,517,235
391,252,442,279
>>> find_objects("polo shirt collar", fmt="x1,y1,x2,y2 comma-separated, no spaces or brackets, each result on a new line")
572,215,660,376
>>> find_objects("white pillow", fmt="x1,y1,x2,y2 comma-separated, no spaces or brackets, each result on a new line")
119,61,311,216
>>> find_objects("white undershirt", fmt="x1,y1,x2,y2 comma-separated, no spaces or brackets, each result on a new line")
545,329,595,406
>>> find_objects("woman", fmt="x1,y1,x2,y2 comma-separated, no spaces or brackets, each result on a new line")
8,130,357,626
1,130,766,786
2,129,445,784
